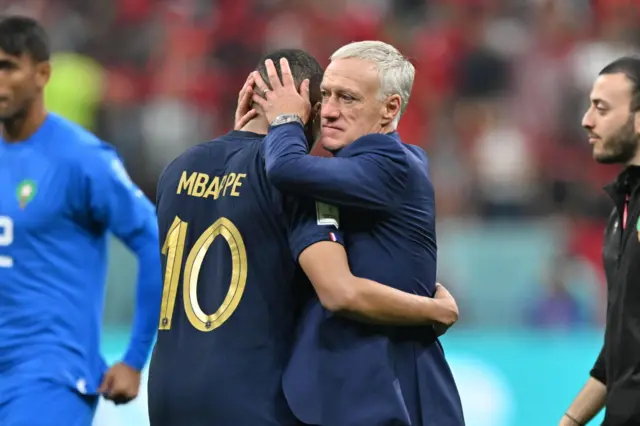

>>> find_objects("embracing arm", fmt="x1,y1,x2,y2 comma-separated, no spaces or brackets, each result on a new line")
298,241,457,326
264,123,409,213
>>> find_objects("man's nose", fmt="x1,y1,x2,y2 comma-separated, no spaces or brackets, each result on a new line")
321,98,340,120
582,109,594,130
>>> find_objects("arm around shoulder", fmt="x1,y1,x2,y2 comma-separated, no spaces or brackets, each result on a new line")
265,126,410,213
298,241,458,326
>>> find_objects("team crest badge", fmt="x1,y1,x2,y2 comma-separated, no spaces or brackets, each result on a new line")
16,179,36,209
316,201,340,229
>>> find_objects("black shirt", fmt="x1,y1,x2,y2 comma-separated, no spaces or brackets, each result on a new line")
592,165,640,425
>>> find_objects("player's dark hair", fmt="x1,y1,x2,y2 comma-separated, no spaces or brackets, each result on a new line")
0,16,50,62
600,56,640,112
255,49,323,106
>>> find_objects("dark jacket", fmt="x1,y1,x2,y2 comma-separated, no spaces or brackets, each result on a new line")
592,166,640,425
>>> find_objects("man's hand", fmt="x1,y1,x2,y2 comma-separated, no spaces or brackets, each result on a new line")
98,362,141,405
251,58,311,125
235,74,258,130
433,282,459,337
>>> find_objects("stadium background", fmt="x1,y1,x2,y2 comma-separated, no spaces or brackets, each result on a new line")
10,0,638,424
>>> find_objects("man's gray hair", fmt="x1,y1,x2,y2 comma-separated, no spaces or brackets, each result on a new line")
330,40,415,128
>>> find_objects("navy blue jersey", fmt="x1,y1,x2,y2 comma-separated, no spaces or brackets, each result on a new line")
148,130,343,426
264,124,464,426
0,113,160,397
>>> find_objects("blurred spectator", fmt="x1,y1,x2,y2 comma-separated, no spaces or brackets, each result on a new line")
45,52,104,131
526,256,599,329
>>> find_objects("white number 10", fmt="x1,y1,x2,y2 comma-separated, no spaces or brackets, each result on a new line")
0,216,14,268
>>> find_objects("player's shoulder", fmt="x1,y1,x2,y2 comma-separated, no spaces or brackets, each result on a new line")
160,131,263,180
47,113,118,165
343,132,407,159
157,131,265,198
403,143,429,166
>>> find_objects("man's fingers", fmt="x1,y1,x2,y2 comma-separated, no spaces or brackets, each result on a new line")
251,71,271,99
244,109,258,121
109,380,129,395
237,82,247,104
299,79,310,100
98,373,113,394
237,76,254,104
235,109,258,130
251,93,268,110
238,86,253,112
264,59,283,91
280,58,296,90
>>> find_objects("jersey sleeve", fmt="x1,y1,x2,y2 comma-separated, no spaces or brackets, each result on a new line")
80,144,161,370
283,195,344,263
264,123,409,214
590,342,607,384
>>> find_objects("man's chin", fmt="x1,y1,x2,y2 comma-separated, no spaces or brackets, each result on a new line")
594,152,627,165
320,136,345,153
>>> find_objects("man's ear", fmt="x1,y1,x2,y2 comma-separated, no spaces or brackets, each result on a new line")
380,94,401,127
311,101,321,119
35,61,51,90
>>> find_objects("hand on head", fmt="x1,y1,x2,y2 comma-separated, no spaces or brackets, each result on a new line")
251,58,312,125
234,74,258,130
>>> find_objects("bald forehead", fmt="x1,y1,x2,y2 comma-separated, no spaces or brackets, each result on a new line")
591,73,634,107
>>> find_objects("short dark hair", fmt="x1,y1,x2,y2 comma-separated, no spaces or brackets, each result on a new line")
599,56,640,111
0,16,50,62
255,49,323,106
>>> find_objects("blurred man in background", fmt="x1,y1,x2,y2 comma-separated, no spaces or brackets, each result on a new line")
248,40,464,425
561,56,640,426
0,16,161,426
149,48,458,426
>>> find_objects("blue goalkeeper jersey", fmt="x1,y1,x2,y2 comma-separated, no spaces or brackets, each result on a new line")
0,113,161,395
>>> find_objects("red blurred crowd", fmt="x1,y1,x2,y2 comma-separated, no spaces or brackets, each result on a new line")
3,0,636,331
7,0,640,308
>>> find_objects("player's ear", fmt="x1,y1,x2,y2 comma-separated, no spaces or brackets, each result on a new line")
634,111,640,135
380,94,401,127
311,101,322,143
34,61,51,90
311,101,321,120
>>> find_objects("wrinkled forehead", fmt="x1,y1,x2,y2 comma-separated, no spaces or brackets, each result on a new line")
321,58,380,95
590,73,634,108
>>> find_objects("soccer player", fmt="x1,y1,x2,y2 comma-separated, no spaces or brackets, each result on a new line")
0,16,161,425
560,57,640,426
148,48,459,426
248,42,465,425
